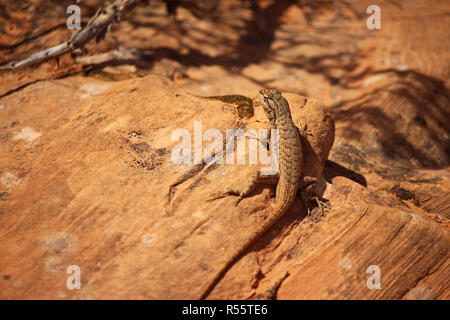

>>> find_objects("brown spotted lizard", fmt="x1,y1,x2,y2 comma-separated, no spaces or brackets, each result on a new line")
200,89,318,299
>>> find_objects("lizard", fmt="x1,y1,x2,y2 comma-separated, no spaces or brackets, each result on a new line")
200,89,317,299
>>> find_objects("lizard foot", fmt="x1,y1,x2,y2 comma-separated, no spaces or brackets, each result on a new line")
308,196,330,216
206,187,241,204
206,193,243,207
298,123,313,139
233,196,243,206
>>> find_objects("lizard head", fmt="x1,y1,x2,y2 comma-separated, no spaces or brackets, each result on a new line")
258,89,290,122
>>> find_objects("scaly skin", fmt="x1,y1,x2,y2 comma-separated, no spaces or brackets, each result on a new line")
200,89,304,299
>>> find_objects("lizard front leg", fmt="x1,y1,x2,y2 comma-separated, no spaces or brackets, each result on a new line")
297,122,313,139
207,171,280,206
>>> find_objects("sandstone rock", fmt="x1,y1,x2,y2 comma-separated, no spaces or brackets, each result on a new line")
284,93,335,188
0,0,448,300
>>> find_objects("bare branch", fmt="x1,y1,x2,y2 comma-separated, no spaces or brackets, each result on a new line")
0,0,141,72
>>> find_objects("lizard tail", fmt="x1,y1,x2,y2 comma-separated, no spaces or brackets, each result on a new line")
199,199,295,300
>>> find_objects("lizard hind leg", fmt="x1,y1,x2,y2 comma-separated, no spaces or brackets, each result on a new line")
306,196,330,217
207,171,279,206
298,177,330,216
298,176,326,215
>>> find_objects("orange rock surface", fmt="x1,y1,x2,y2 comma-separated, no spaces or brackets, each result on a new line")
0,0,448,299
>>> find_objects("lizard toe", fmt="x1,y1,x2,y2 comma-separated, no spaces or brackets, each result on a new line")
233,197,243,206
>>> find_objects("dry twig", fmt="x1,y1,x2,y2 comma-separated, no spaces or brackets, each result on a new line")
0,0,142,72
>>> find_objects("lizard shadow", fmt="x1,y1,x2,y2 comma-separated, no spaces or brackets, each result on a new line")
324,160,367,187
